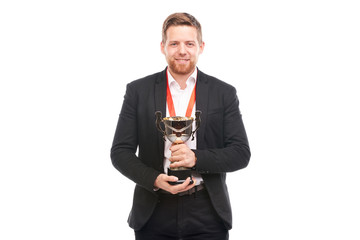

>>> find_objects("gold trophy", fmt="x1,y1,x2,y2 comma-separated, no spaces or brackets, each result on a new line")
155,111,201,185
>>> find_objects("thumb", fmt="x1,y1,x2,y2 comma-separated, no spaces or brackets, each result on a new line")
165,175,178,182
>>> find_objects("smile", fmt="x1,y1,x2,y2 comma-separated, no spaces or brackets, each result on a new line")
175,59,190,64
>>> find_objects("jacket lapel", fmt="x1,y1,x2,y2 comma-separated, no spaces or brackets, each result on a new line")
196,69,209,149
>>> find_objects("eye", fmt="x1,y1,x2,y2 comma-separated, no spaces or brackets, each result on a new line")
187,42,195,47
170,42,178,47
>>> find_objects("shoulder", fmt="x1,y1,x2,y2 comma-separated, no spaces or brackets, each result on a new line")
198,70,236,93
127,70,164,89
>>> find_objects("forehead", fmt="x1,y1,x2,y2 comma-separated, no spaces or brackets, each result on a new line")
165,25,198,42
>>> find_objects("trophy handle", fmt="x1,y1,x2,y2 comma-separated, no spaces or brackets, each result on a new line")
155,111,165,140
191,110,201,140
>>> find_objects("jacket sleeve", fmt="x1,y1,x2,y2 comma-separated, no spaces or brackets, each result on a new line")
193,86,251,173
110,83,161,192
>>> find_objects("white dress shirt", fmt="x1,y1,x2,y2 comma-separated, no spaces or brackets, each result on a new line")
164,68,203,185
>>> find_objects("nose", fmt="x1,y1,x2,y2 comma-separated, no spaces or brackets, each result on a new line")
179,43,186,55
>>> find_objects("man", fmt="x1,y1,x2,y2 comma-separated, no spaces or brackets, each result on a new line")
111,13,250,240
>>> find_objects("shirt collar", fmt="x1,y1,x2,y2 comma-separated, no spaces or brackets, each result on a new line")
167,67,197,88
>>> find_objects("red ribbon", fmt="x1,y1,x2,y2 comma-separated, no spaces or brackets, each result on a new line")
166,71,196,117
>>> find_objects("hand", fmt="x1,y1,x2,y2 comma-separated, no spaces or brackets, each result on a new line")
169,143,196,169
154,174,196,194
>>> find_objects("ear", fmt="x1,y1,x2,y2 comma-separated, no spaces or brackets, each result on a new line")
160,41,165,55
199,41,205,54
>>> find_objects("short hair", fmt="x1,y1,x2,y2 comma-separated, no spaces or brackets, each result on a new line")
162,13,202,44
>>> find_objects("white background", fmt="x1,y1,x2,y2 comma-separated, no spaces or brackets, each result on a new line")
1,0,359,239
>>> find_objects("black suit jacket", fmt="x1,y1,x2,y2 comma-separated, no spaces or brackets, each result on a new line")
111,68,250,231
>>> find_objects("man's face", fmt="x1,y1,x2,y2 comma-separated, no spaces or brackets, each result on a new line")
161,26,204,76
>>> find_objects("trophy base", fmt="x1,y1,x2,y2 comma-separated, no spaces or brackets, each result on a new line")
167,168,193,185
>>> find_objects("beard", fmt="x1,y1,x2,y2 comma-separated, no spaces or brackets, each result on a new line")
168,58,196,76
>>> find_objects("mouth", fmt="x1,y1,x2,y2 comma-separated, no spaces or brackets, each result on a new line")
175,59,190,64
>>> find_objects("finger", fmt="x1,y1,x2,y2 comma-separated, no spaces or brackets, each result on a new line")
164,175,179,183
170,143,185,152
171,157,190,168
171,150,185,158
170,155,185,163
175,177,191,191
170,160,184,168
171,147,188,157
177,178,197,192
183,180,196,191
165,178,189,194
169,156,179,162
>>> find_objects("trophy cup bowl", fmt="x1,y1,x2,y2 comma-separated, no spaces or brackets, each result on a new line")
155,111,201,185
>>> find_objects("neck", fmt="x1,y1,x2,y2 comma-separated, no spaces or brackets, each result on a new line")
168,68,195,90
